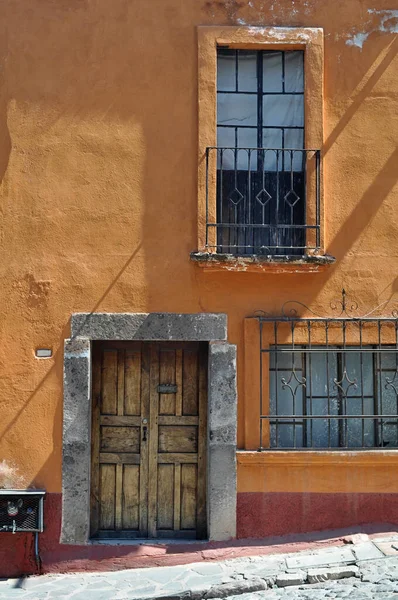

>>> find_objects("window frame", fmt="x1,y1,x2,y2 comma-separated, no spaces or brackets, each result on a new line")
197,26,324,259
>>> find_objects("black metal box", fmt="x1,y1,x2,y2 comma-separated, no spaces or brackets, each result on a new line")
0,490,45,533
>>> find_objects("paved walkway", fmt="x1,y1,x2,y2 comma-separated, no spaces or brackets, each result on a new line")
2,535,398,599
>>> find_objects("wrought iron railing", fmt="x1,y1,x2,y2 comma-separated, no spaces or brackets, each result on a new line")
253,291,398,450
205,147,321,256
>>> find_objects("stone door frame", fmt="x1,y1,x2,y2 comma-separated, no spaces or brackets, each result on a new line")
61,313,237,545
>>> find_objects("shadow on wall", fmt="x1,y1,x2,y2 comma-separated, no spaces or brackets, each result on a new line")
0,4,396,575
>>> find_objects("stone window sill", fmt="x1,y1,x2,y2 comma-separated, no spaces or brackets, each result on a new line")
190,252,335,274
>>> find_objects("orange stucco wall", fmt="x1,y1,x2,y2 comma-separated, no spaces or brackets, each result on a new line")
0,0,397,506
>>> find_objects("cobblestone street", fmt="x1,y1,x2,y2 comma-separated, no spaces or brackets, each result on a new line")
2,536,398,599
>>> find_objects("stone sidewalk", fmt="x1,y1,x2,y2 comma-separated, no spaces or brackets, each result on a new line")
2,535,398,599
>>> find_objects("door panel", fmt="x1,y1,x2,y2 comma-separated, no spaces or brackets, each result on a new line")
91,343,149,538
91,341,207,540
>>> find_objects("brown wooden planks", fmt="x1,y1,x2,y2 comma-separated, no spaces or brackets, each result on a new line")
100,453,140,465
157,464,174,530
92,341,207,540
100,426,140,453
147,344,159,537
173,463,181,531
138,344,150,536
157,453,198,464
158,426,198,454
115,463,123,530
122,465,140,530
99,464,116,530
180,464,197,530
125,350,142,416
196,344,208,538
100,415,141,427
182,349,199,416
117,349,125,416
157,415,198,426
101,350,118,415
90,346,102,536
175,350,183,417
159,349,176,415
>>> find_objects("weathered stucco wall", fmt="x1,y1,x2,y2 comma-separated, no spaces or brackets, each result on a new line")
0,0,397,574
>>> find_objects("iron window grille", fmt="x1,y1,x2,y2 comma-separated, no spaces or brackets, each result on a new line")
207,49,321,256
255,291,398,450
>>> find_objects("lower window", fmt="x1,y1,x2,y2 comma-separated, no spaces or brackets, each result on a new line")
268,345,398,449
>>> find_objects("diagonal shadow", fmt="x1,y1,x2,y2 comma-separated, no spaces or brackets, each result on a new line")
323,37,398,156
71,241,143,338
328,148,398,258
0,242,143,446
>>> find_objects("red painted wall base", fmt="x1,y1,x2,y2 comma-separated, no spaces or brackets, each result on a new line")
1,492,398,577
237,492,398,538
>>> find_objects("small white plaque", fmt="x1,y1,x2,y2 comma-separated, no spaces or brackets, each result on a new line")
35,348,52,358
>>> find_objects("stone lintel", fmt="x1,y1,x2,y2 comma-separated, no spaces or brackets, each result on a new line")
71,313,227,341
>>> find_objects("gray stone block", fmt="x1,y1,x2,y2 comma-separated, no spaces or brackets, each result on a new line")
207,342,237,542
286,547,356,570
307,566,359,583
71,313,227,341
198,577,267,599
276,571,306,587
352,542,385,562
207,444,237,541
61,338,91,544
208,342,237,445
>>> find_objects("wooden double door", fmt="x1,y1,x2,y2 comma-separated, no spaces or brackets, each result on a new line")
90,341,207,539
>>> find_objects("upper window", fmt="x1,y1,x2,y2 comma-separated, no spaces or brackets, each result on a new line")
196,27,324,264
213,48,319,257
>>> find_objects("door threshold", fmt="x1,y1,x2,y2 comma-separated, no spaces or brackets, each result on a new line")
90,538,209,546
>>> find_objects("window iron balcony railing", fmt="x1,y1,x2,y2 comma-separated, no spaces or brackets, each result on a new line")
205,147,321,256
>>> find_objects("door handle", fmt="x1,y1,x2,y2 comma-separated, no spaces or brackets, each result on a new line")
142,426,148,442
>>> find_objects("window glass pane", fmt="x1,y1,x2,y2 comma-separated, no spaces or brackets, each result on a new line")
285,51,304,92
345,397,375,448
379,353,398,447
380,348,397,370
271,424,304,448
217,51,236,91
269,348,302,369
307,351,337,397
262,130,282,171
283,130,305,172
218,93,257,126
217,128,235,169
217,126,235,147
238,51,257,92
270,350,304,448
306,352,338,448
262,51,283,92
262,95,304,127
237,128,258,170
344,352,373,397
308,398,339,448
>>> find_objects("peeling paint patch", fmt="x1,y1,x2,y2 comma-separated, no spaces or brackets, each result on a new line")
368,9,398,33
346,32,370,49
346,9,398,49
